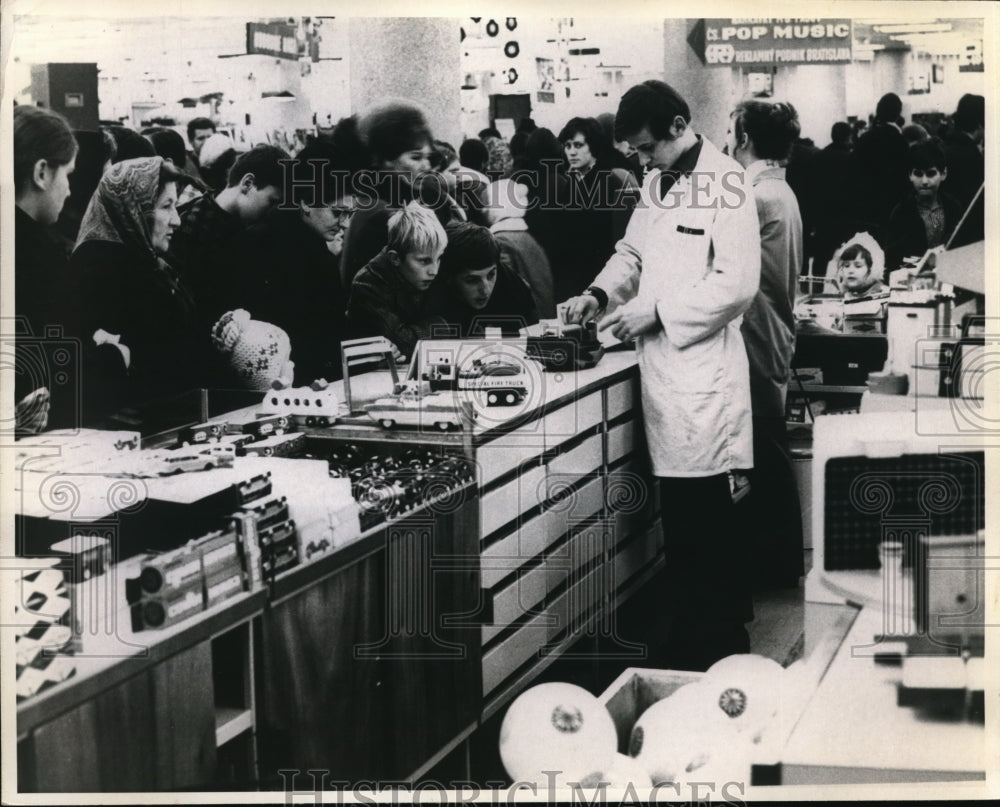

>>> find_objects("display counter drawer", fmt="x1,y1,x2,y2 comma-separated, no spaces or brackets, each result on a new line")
607,420,636,465
482,613,549,696
481,564,548,644
480,511,553,589
547,433,603,481
477,432,547,487
480,464,546,537
545,525,607,594
541,475,604,542
606,378,637,421
543,393,602,451
545,566,604,641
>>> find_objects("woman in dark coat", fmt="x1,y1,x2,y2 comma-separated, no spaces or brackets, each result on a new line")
554,117,638,300
71,156,207,422
13,105,79,433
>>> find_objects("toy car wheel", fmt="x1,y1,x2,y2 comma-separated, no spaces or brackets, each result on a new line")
434,421,451,431
204,462,214,471
488,392,498,405
380,419,395,429
505,392,516,404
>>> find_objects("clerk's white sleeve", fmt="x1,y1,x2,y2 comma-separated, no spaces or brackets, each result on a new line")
656,184,762,349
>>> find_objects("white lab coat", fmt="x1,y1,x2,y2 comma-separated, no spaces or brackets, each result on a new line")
592,137,761,476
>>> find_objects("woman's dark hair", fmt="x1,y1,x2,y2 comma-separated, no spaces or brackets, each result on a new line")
615,80,690,143
360,102,432,164
459,138,489,173
156,158,186,198
329,115,372,176
108,125,156,163
840,244,873,268
440,222,500,278
732,100,801,161
13,105,78,193
478,127,502,140
908,139,947,172
557,117,611,165
146,128,188,168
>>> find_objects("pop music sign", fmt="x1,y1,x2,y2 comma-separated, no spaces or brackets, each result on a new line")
688,19,853,66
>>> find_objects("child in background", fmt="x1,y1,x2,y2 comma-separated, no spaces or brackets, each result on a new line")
885,140,962,272
483,179,556,319
346,201,447,359
430,222,538,338
830,232,889,300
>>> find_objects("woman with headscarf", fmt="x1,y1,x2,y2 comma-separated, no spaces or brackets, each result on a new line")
71,156,208,421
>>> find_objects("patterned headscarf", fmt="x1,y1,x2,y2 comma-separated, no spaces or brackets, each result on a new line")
74,156,194,313
75,156,165,262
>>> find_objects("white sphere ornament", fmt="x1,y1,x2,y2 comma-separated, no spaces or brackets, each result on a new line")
702,654,784,738
499,682,617,784
628,683,722,784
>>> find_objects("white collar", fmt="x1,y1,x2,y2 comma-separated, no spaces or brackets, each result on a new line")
745,159,781,184
490,218,528,234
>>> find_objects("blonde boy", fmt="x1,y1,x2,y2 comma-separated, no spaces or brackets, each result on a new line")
346,201,447,358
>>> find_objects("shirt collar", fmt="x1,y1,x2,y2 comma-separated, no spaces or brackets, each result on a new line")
745,159,783,184
668,134,703,177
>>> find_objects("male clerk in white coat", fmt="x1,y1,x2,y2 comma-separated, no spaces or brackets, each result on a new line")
563,81,762,670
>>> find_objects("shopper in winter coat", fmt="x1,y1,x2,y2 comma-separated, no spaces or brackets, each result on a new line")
72,157,207,422
13,105,79,433
726,99,805,589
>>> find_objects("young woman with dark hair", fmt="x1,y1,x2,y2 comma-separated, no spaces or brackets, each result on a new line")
13,105,79,432
551,116,638,300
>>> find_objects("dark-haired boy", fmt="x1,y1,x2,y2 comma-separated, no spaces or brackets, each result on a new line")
430,222,538,337
885,140,961,271
167,144,290,329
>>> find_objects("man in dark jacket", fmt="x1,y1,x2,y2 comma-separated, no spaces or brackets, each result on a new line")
230,143,355,384
852,93,911,239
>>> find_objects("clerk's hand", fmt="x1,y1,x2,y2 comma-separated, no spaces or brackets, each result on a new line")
598,298,660,342
561,294,601,325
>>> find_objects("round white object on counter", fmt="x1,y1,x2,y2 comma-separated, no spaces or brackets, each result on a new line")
701,654,785,739
499,682,617,784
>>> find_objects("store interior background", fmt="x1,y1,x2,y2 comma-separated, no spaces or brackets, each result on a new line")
7,15,986,162
4,8,992,793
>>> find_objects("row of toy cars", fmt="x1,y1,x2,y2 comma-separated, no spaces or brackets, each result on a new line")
313,443,477,530
125,470,303,630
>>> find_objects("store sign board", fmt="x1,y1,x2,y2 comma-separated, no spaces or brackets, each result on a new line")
689,19,852,66
246,21,302,61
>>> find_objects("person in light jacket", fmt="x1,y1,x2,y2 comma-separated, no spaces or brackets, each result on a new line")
563,80,761,670
727,99,805,590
